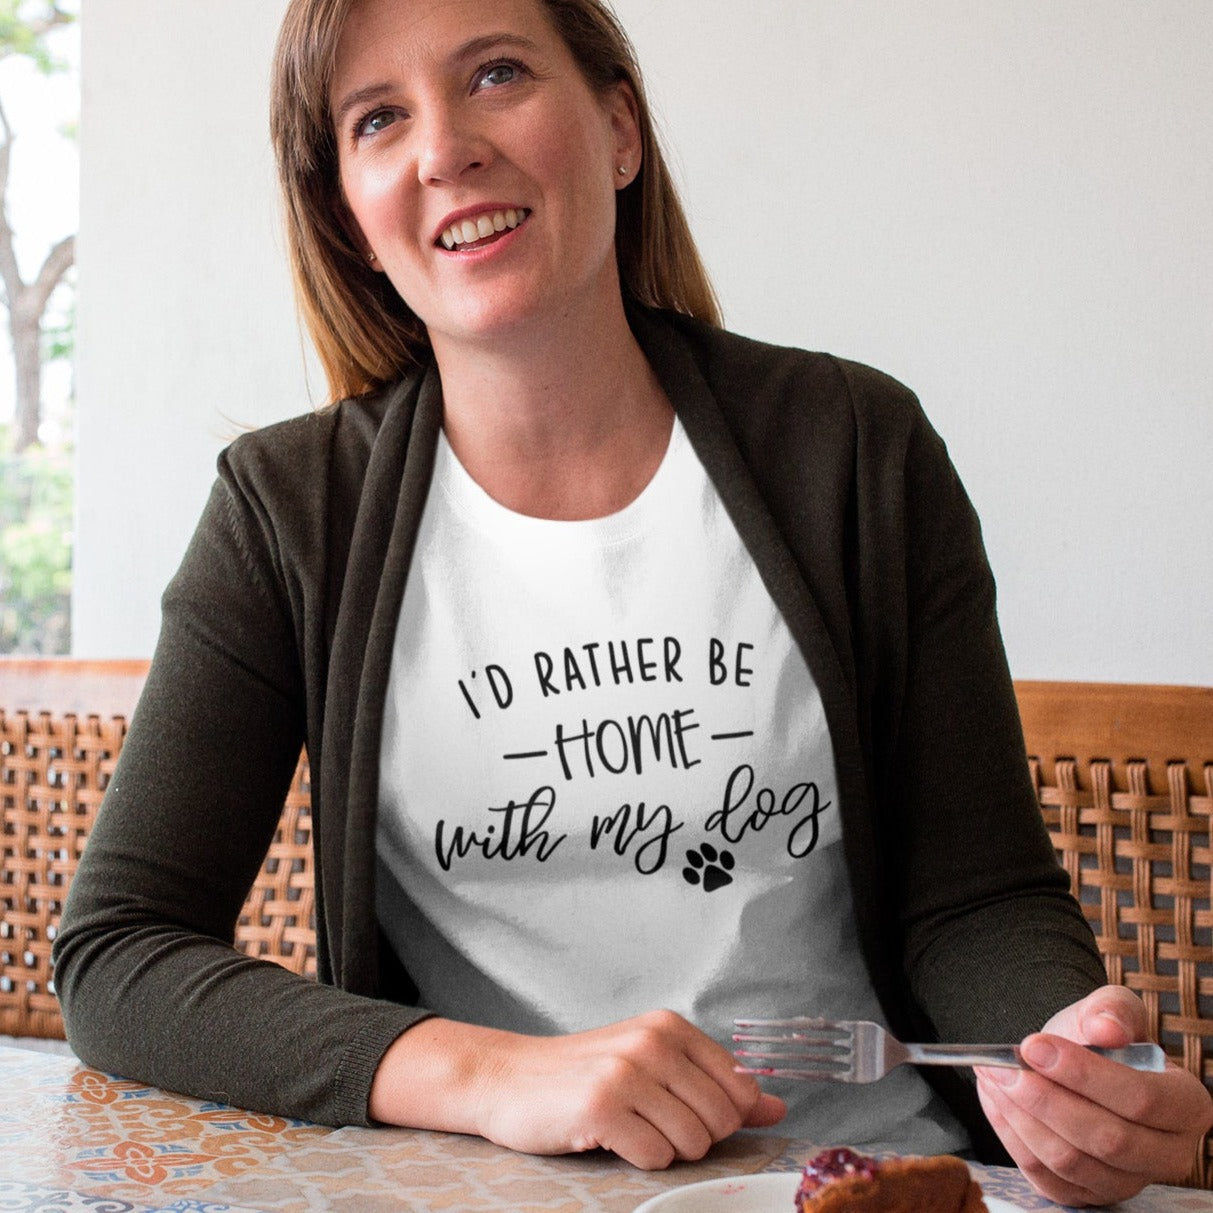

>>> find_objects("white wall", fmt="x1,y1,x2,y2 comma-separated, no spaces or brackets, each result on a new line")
75,1,1213,684
74,3,319,654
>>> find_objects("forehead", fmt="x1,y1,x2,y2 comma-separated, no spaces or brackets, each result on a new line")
331,0,562,89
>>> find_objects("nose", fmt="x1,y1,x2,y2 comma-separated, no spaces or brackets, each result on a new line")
415,104,489,185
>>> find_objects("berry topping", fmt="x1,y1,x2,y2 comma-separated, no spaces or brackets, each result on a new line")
798,1147,880,1192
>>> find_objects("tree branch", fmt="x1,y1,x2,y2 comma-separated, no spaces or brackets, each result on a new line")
26,10,74,39
26,231,73,315
0,6,75,62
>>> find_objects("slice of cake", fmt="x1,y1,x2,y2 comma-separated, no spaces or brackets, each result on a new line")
795,1147,987,1212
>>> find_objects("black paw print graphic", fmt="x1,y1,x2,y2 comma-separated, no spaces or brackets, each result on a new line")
682,843,735,892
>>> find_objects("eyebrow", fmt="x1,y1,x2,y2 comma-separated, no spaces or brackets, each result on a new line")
332,32,544,130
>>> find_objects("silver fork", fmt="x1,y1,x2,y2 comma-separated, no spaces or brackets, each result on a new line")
732,1017,1166,1081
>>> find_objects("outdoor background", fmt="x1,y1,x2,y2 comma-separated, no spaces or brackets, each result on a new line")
0,1,76,653
28,2,1213,682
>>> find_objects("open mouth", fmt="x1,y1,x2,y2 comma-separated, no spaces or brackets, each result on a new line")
438,208,530,251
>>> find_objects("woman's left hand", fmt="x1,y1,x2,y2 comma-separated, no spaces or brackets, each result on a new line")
975,985,1213,1206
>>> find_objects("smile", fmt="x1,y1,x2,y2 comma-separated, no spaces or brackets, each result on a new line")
438,208,530,251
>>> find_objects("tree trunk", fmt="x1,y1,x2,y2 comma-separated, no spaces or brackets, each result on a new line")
0,79,77,455
11,300,43,451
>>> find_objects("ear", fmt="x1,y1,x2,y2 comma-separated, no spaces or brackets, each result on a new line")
603,80,642,187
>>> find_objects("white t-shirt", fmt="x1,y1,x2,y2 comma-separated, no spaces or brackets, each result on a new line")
377,419,968,1154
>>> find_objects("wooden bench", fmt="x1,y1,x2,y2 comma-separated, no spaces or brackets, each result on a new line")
2,662,1210,1185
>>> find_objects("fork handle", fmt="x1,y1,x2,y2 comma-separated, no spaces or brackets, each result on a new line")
906,1042,1165,1072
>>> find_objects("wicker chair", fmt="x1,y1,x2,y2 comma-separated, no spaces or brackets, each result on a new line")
1016,680,1213,1189
0,659,315,1044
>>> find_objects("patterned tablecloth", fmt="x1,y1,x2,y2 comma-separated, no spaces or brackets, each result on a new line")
1,1044,1208,1212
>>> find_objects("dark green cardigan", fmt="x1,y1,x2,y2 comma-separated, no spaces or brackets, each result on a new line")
54,308,1105,1159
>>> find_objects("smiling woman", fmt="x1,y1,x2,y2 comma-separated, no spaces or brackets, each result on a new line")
271,0,717,403
51,0,1213,1198
328,0,638,378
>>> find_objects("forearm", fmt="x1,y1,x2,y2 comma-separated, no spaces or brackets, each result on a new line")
56,912,424,1125
367,1010,786,1169
368,1016,497,1132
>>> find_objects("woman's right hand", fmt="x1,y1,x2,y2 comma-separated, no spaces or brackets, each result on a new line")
369,1010,787,1170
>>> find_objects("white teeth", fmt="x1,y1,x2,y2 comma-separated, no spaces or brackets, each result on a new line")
439,208,526,250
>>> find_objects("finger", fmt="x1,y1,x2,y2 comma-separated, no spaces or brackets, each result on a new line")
659,1055,748,1144
977,1063,1158,1201
1074,985,1150,1047
661,1038,785,1142
597,1105,681,1171
629,1079,718,1163
1020,1034,1198,1135
744,1091,788,1128
1041,983,1149,1045
681,1030,770,1118
676,1027,787,1130
977,1074,1105,1207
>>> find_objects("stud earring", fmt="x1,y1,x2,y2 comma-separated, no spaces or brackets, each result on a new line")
366,251,377,264
617,165,628,176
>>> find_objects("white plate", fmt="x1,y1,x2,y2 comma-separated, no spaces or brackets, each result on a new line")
632,1172,1021,1212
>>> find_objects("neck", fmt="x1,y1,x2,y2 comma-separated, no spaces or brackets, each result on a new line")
432,299,673,520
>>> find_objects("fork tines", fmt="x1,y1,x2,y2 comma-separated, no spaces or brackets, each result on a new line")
732,1017,854,1080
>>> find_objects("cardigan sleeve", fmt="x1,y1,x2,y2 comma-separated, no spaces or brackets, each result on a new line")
825,366,1107,1162
53,441,427,1127
858,382,1107,1042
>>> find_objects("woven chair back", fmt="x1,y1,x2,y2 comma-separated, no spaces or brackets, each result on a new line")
0,660,315,1044
1016,680,1213,1190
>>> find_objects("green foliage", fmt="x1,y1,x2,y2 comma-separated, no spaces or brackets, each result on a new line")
0,0,76,652
0,0,75,73
0,424,71,653
42,291,73,361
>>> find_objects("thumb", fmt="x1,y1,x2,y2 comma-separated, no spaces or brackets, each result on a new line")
1044,985,1148,1047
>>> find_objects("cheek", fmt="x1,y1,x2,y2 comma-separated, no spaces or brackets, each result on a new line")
531,115,616,218
531,92,615,175
341,159,414,244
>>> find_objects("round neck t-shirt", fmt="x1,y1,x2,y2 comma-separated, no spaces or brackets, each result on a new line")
376,417,969,1154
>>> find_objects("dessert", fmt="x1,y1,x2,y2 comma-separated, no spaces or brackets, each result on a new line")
795,1147,987,1212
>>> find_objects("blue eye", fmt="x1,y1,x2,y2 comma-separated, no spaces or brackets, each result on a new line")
356,108,398,137
478,61,520,89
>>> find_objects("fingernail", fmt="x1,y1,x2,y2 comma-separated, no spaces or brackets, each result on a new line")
986,1066,1018,1088
1095,1010,1132,1036
1021,1036,1059,1070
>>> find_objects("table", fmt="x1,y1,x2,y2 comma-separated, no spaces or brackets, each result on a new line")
1,1045,1209,1212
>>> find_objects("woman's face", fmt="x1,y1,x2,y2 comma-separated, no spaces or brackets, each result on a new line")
330,0,639,357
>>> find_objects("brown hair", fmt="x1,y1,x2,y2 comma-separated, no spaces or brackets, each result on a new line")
270,0,721,402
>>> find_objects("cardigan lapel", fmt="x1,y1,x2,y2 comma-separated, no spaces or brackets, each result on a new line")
320,364,444,994
629,309,883,1006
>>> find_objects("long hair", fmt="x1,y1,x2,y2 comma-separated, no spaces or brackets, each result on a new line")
270,0,720,402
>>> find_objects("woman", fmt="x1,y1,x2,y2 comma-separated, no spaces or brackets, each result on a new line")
55,0,1210,1203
